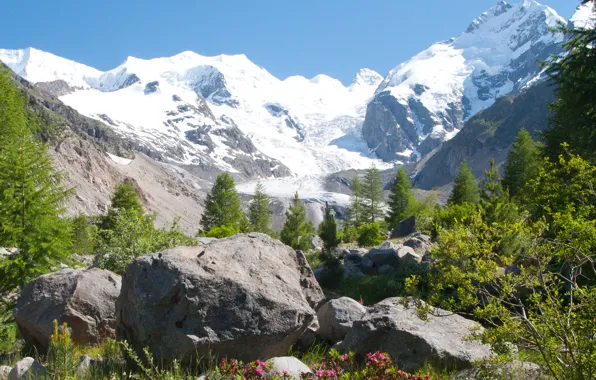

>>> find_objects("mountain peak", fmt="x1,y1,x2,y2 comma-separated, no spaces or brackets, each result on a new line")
350,68,382,87
571,2,596,29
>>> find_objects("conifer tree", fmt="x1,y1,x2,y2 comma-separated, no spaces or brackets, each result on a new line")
345,174,365,228
480,158,517,225
248,182,271,233
110,181,143,213
448,161,480,205
503,128,540,199
280,192,310,250
544,15,596,164
0,69,73,296
319,202,340,254
362,167,384,224
200,172,245,233
102,180,144,229
385,168,415,227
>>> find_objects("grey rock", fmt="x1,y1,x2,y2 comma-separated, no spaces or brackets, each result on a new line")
266,357,311,379
396,246,422,264
390,216,417,238
343,263,365,278
309,234,324,251
14,268,121,352
337,297,492,371
116,233,323,365
294,249,326,310
452,361,545,380
144,81,159,94
413,233,432,244
378,241,398,250
317,297,367,343
0,366,11,380
77,355,95,376
197,237,218,245
378,264,395,275
8,358,45,380
297,319,320,350
403,237,425,251
367,248,399,268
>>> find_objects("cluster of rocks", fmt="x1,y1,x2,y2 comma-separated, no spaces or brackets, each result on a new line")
315,231,433,280
4,233,543,379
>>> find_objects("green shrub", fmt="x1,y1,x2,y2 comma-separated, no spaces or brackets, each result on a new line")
205,225,238,238
357,223,384,247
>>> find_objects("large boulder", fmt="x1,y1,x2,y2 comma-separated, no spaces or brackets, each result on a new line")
317,297,367,343
390,216,417,238
0,366,11,380
8,358,45,380
396,246,422,264
116,233,324,365
14,268,121,351
367,248,399,268
336,298,491,371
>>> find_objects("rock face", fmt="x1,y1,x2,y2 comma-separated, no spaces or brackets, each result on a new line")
337,298,492,371
8,358,45,380
14,268,121,351
116,233,324,365
317,297,368,343
362,1,563,163
266,357,311,379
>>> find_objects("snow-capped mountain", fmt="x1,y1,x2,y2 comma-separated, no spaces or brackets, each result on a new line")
361,0,566,162
0,47,388,178
571,1,596,29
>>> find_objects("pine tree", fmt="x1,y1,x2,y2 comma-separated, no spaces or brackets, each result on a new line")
362,167,385,224
110,180,143,213
385,167,415,227
448,161,480,205
319,202,340,254
102,180,144,229
503,128,540,199
480,158,517,225
0,69,73,297
280,192,310,250
346,174,365,228
248,182,271,233
544,16,596,164
200,172,245,233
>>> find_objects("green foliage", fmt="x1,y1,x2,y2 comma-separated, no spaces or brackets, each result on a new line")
407,152,596,380
0,321,17,355
280,192,312,251
46,320,78,379
205,225,238,238
341,225,358,244
319,202,340,254
96,210,196,274
200,172,246,233
448,161,480,205
248,182,271,234
110,181,143,213
0,69,73,306
361,167,385,224
502,128,540,200
70,214,98,255
385,168,416,228
357,223,384,247
345,174,365,228
479,158,518,225
543,20,596,164
340,261,430,306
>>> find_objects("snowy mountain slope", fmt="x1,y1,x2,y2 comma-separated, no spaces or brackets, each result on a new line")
362,0,566,162
0,48,389,177
571,1,596,28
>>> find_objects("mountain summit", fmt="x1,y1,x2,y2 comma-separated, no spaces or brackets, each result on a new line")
361,0,566,162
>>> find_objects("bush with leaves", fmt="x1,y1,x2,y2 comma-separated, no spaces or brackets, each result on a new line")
357,223,385,247
205,225,238,238
407,152,596,380
96,210,196,274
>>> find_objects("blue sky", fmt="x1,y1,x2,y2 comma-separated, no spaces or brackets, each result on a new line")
1,0,579,84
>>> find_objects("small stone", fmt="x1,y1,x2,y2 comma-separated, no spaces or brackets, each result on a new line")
266,357,311,379
8,357,45,380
